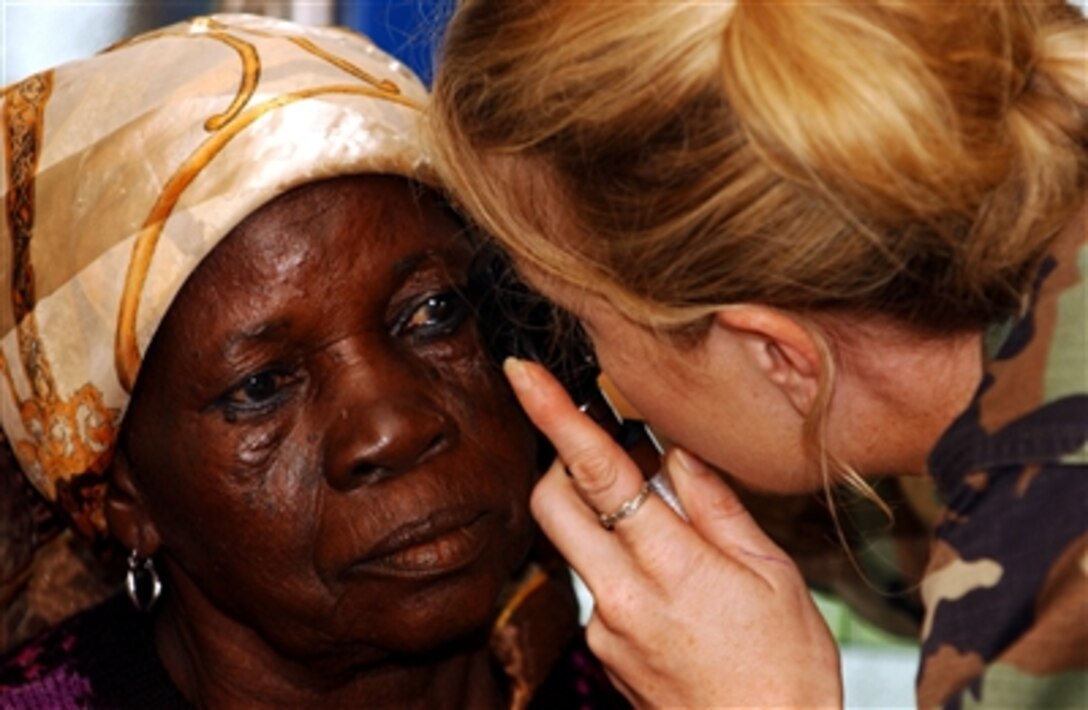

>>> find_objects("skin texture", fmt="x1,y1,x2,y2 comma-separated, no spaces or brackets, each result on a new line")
504,262,981,708
106,176,538,709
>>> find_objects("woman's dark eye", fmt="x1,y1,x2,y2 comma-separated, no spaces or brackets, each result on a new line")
399,291,468,338
222,370,298,409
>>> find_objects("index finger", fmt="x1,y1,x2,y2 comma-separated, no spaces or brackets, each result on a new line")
503,357,656,523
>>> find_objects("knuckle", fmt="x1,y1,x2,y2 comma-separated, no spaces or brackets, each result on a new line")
642,535,690,581
567,449,623,498
592,581,645,631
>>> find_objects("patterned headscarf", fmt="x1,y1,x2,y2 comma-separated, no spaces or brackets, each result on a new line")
0,14,431,536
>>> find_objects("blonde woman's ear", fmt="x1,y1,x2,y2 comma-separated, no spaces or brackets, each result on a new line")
711,305,822,415
104,449,161,557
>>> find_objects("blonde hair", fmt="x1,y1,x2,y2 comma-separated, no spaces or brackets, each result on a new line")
429,0,1088,493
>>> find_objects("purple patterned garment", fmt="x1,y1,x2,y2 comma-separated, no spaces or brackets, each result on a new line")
0,595,186,709
0,593,629,709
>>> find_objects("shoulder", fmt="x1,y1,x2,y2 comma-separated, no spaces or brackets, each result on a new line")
919,204,1088,707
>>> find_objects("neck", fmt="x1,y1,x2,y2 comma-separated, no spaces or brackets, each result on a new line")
153,573,506,710
829,320,984,478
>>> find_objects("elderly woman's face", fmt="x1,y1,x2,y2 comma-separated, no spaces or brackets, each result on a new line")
119,175,537,661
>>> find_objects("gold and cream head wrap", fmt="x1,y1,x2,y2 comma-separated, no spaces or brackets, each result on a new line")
0,14,431,536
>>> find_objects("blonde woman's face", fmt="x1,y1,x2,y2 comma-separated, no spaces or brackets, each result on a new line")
518,267,821,494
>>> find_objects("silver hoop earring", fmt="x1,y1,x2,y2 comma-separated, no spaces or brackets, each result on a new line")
125,550,162,612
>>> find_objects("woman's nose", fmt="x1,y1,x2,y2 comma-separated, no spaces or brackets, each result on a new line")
321,367,458,491
317,341,463,489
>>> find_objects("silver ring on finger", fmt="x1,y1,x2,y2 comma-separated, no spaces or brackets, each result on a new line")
598,479,653,530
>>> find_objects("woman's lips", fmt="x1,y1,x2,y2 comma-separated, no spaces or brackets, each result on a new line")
347,508,493,578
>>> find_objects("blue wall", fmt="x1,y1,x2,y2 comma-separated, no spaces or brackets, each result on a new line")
339,1,456,85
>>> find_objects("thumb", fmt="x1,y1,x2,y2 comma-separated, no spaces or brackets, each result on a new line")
667,448,788,563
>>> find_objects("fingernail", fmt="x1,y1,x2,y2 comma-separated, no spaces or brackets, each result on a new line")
503,356,534,391
669,448,707,478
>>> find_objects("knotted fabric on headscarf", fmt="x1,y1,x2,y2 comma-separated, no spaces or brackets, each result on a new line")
0,13,431,536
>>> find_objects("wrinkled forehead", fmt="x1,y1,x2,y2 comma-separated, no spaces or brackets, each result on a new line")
150,176,473,356
183,175,465,297
0,13,432,533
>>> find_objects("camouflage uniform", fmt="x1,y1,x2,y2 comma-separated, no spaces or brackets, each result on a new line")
920,205,1088,708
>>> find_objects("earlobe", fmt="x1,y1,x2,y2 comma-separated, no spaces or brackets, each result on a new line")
712,305,823,415
105,448,161,556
